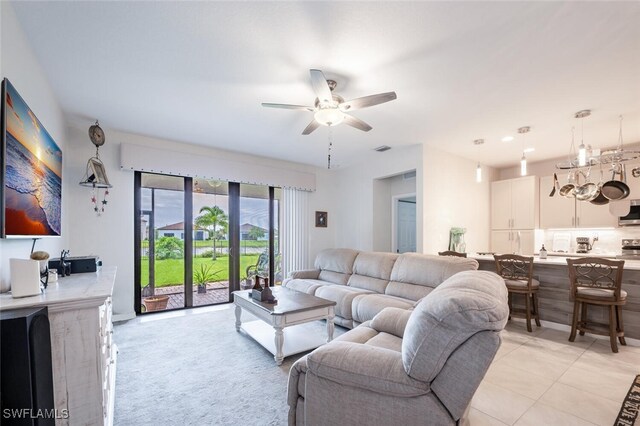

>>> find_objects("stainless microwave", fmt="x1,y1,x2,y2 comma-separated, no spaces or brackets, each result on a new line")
618,200,640,226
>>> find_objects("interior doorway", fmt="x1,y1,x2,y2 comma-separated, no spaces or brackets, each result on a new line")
393,194,417,253
372,170,417,253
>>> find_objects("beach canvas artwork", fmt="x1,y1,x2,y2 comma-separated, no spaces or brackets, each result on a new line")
3,79,62,236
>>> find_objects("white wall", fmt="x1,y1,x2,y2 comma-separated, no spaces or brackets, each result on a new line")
0,2,68,291
308,168,339,263
331,145,423,251
421,145,496,254
64,126,335,319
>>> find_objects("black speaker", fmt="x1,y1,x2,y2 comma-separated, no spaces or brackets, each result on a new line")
0,307,55,425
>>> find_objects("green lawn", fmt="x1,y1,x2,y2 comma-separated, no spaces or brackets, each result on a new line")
142,239,269,249
141,254,259,287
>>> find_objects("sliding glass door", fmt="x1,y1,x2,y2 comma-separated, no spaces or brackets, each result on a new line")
192,179,231,307
134,172,281,314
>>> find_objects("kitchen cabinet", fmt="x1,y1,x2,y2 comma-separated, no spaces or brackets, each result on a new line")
540,173,617,228
491,176,539,230
577,199,618,228
540,174,575,228
491,230,535,255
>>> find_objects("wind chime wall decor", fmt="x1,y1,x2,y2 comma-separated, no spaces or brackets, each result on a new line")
79,120,112,215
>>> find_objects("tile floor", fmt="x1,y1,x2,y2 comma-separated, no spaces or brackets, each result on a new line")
469,320,640,426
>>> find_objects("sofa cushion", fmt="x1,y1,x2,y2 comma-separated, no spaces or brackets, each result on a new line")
402,270,508,383
333,323,379,344
352,294,414,325
307,342,430,397
365,333,403,353
352,252,399,280
315,285,372,320
347,274,390,293
314,248,360,274
384,282,434,302
318,270,350,285
386,254,479,300
283,279,332,295
370,307,413,339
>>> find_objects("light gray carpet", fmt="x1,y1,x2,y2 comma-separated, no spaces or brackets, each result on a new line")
113,305,344,426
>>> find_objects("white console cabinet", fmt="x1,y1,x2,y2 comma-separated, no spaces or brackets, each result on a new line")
0,267,117,426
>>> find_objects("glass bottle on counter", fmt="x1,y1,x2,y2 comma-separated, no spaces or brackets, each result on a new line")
539,244,547,259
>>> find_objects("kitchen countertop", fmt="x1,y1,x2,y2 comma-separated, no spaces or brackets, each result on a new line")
470,254,640,270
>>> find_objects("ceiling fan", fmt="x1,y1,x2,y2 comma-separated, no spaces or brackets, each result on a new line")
262,69,397,135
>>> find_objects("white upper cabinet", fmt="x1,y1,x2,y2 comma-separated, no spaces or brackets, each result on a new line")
577,198,618,228
540,173,575,228
491,180,512,230
539,173,618,228
491,176,539,230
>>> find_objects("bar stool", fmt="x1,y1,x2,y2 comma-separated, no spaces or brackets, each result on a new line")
566,258,627,353
493,254,540,332
438,251,467,258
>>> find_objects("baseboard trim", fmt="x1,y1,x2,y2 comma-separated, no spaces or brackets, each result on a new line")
113,312,136,323
538,319,640,347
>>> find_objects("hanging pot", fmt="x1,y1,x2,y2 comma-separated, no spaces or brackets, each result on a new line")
559,171,577,198
575,168,599,201
590,162,609,205
601,163,630,201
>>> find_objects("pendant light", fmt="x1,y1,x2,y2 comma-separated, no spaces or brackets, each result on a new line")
575,110,590,166
473,139,484,183
518,126,530,176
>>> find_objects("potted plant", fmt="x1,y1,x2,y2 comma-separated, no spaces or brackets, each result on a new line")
193,264,220,294
143,295,170,311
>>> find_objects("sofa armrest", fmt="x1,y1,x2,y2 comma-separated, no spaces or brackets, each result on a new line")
307,341,429,397
288,356,308,406
369,307,413,338
289,269,320,280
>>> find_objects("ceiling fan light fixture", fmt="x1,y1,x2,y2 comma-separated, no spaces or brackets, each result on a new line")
314,107,345,127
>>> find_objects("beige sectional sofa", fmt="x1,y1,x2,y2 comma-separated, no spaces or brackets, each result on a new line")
282,248,479,328
287,270,509,425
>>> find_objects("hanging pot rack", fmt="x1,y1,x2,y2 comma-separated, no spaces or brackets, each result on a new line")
555,113,638,170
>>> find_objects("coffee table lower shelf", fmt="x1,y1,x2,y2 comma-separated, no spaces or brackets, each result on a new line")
240,320,330,361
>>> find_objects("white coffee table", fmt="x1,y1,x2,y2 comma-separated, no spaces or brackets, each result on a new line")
233,287,336,365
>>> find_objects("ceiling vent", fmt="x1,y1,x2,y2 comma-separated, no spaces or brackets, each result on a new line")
374,145,391,152
403,170,416,180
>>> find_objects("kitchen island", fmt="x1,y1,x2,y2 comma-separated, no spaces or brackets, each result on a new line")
471,255,640,340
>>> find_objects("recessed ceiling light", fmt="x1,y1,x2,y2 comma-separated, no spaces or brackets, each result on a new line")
502,136,514,142
524,147,535,153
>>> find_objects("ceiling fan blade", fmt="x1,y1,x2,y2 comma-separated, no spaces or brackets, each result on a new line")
302,120,320,135
262,103,314,111
343,114,372,132
309,69,333,104
340,92,397,111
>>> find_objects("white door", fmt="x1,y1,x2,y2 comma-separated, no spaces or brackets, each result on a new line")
397,200,416,253
540,174,575,228
491,180,512,230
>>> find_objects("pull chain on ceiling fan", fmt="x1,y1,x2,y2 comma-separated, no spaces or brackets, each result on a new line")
262,69,397,135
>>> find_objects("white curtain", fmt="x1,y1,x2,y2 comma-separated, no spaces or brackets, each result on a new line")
281,188,310,278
